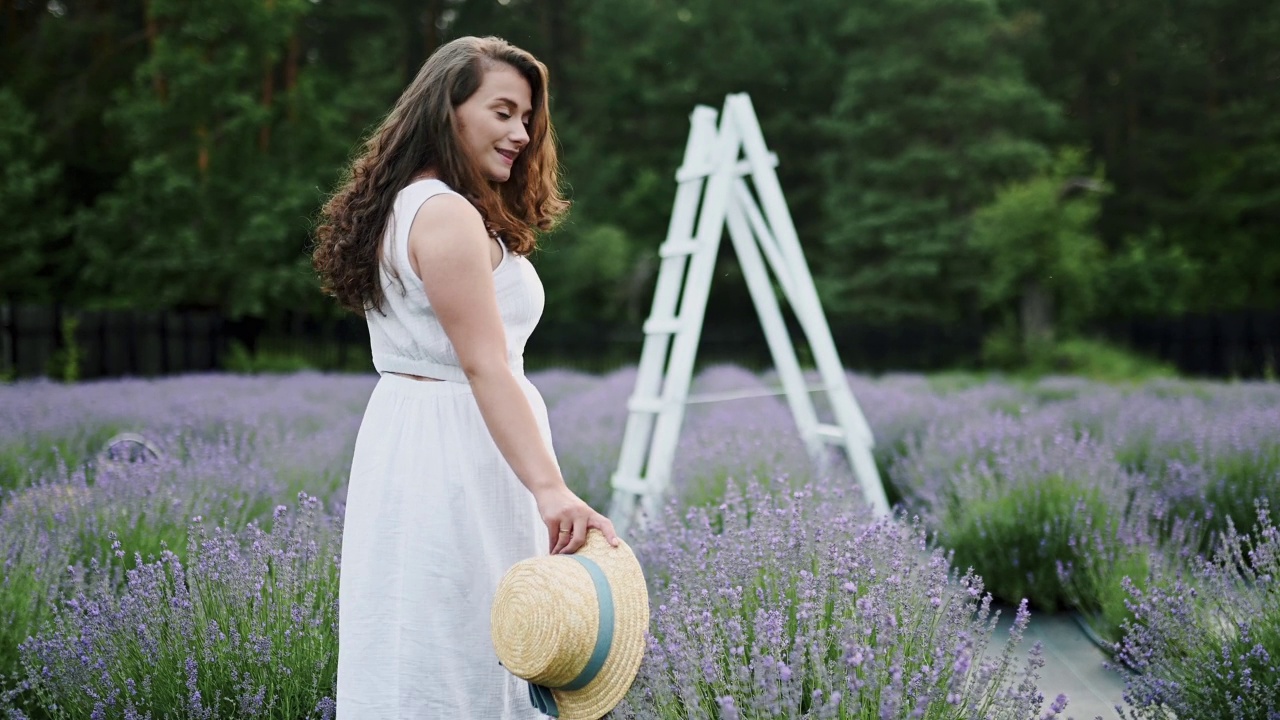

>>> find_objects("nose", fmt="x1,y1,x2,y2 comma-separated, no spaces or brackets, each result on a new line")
510,122,529,148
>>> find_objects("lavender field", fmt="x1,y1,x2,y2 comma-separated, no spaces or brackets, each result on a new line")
1,367,1278,719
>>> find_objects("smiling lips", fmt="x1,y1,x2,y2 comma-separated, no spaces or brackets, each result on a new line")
496,148,518,165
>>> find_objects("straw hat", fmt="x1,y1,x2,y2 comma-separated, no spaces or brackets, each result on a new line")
491,530,649,720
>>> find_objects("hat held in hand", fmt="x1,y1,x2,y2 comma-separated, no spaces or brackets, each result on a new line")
491,529,649,720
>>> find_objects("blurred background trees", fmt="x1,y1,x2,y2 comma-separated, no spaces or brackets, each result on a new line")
2,0,1277,374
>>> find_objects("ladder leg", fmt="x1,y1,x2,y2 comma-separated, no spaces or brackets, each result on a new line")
724,198,823,462
635,103,744,521
729,93,891,517
610,106,722,533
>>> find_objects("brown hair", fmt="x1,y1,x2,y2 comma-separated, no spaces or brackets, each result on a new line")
312,36,568,314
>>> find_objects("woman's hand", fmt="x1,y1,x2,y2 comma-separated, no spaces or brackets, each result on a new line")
534,484,620,555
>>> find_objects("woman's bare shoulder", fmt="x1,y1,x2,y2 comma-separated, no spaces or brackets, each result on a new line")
413,189,484,232
406,189,492,277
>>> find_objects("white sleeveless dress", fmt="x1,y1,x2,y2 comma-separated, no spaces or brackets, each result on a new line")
337,179,549,719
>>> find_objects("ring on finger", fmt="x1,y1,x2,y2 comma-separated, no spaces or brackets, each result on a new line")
558,528,571,535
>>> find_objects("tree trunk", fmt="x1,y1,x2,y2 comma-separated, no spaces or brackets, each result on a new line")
424,0,443,58
143,0,167,101
3,0,15,46
539,0,571,102
1020,279,1054,357
197,124,210,177
285,33,300,122
260,0,276,150
259,58,275,152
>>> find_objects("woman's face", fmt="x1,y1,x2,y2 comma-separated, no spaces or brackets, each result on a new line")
455,63,533,183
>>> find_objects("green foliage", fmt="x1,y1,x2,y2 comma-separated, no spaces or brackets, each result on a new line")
224,341,318,375
1065,547,1151,645
1,0,1277,340
68,0,404,319
77,0,310,315
998,0,1280,312
0,88,68,301
938,473,1112,613
982,327,1177,383
562,0,853,323
1032,338,1177,383
222,337,375,374
44,313,83,384
970,147,1106,339
819,0,1060,322
534,222,643,323
1098,228,1203,318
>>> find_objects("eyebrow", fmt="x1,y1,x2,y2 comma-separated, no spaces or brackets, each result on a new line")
493,97,532,115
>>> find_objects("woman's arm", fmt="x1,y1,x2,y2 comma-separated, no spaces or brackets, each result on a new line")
408,193,618,554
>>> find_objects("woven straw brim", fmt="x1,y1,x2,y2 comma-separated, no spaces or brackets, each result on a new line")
491,531,649,720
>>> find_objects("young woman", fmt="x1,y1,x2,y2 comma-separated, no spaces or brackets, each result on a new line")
312,36,619,719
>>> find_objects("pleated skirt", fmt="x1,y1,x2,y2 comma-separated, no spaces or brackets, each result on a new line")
337,372,549,719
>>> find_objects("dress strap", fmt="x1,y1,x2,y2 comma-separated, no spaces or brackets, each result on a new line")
387,179,462,284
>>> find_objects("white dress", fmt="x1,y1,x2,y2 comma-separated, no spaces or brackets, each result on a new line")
337,179,549,719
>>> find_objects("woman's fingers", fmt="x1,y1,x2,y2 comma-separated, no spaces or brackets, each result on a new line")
551,520,571,555
562,516,588,554
591,513,621,547
547,520,563,554
543,497,620,555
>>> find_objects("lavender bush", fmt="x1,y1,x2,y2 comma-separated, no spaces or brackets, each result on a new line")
618,476,1067,719
543,367,637,509
893,407,1142,614
0,373,373,494
672,366,812,507
1134,403,1279,545
0,374,370,712
2,366,1277,718
7,494,339,719
1112,504,1280,719
0,438,290,686
545,365,815,510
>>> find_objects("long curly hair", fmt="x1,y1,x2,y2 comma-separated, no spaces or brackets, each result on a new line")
313,36,569,315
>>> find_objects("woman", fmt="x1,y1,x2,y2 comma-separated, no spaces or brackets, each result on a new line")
312,36,619,719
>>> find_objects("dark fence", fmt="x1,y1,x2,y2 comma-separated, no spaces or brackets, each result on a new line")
1103,310,1280,379
2,303,1278,380
2,305,226,379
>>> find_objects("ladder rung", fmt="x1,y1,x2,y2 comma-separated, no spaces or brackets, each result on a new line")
674,154,778,183
813,424,845,442
658,240,701,258
685,383,828,405
627,396,667,414
611,474,652,496
643,317,685,335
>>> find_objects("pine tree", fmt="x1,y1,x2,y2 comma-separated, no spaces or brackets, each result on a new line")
998,0,1280,313
74,0,400,316
820,0,1060,323
0,89,67,301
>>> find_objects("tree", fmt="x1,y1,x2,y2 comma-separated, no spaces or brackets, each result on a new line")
997,0,1280,312
819,0,1060,323
969,148,1106,352
74,0,402,317
0,89,67,301
550,0,851,323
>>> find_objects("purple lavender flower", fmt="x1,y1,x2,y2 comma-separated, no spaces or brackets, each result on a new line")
1112,503,1280,718
12,495,340,718
615,475,1062,719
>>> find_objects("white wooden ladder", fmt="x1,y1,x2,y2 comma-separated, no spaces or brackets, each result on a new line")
608,94,890,534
